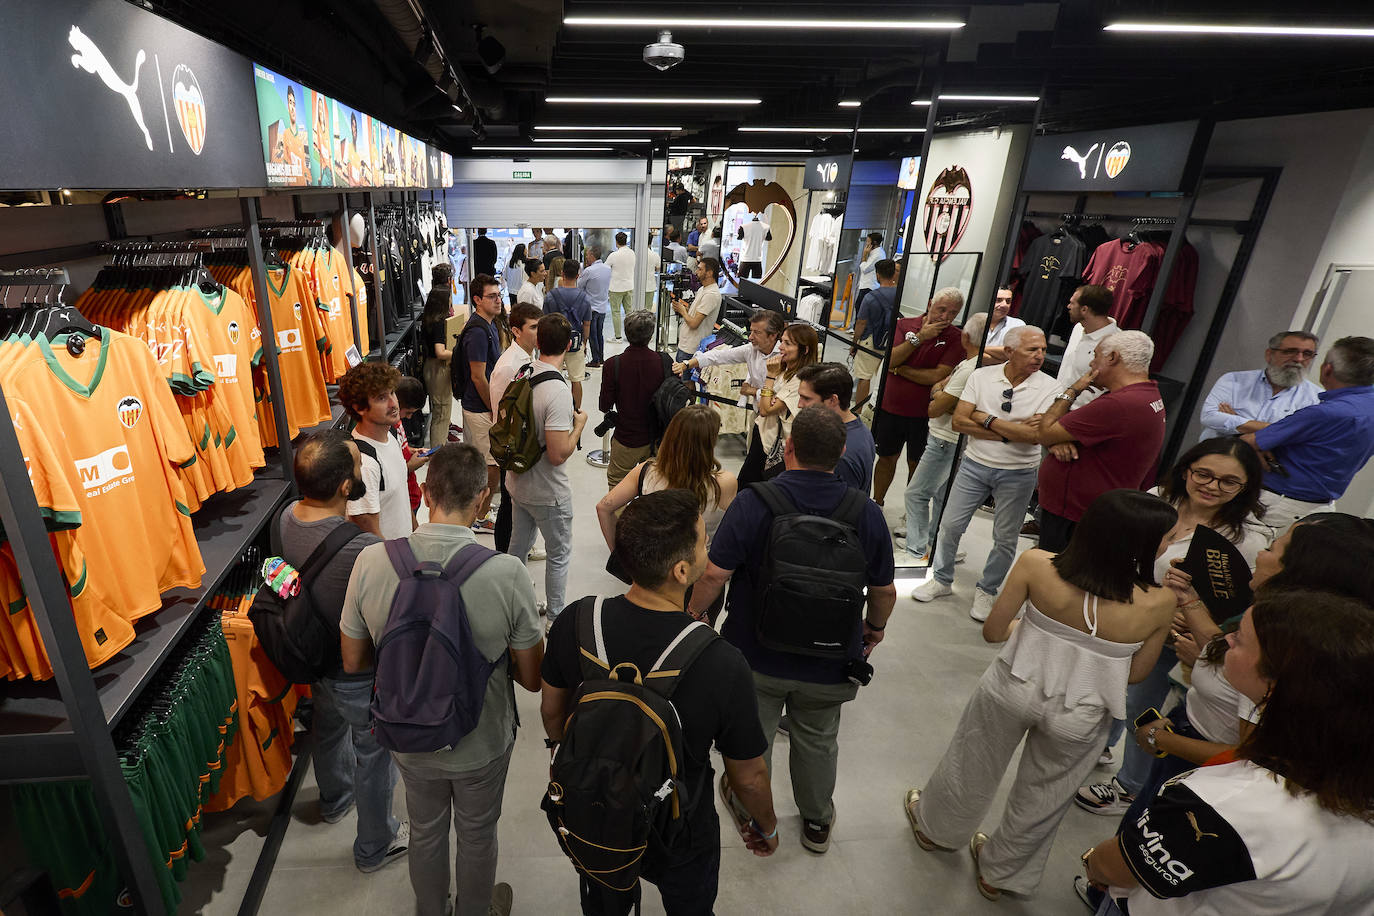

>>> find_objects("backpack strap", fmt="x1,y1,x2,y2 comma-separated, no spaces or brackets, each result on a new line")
749,480,797,519
831,488,868,530
354,437,386,491
573,596,609,682
383,538,421,577
439,540,500,583
297,522,364,591
643,620,716,700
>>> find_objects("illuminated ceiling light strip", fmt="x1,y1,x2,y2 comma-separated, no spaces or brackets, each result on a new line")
672,145,731,150
546,96,761,105
738,126,925,133
472,146,614,152
563,16,963,31
730,147,814,153
857,127,927,133
838,100,862,107
939,93,1040,102
534,125,681,131
533,137,652,143
1104,22,1374,37
910,100,933,106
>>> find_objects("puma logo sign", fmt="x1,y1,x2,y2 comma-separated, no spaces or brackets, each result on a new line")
69,26,153,151
1061,144,1099,179
1186,812,1219,842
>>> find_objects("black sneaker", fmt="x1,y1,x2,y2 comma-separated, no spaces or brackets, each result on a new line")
777,715,792,737
801,815,834,853
1074,778,1135,815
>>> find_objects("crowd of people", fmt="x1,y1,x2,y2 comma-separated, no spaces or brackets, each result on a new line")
276,234,1374,916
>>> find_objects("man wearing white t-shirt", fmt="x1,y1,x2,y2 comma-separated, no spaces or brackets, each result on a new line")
912,326,1060,621
604,232,636,341
489,302,542,554
341,362,420,539
672,257,722,362
1056,284,1118,408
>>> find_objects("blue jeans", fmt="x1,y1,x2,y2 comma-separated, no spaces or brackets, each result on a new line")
903,434,958,557
313,675,400,868
589,312,606,363
1116,645,1179,795
509,496,574,619
931,458,1037,593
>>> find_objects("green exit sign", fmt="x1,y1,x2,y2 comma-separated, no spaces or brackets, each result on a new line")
512,170,533,179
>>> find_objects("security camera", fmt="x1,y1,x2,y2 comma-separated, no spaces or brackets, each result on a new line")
643,30,685,71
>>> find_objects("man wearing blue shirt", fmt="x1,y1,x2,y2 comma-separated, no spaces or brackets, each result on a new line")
1200,330,1322,440
797,363,875,493
688,407,895,856
577,246,612,368
850,259,898,409
1242,336,1374,539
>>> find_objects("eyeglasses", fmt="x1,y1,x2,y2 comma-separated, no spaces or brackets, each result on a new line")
1271,346,1317,360
1001,387,1014,412
1188,467,1246,493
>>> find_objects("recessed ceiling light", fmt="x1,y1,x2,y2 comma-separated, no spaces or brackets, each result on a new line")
533,137,652,143
534,125,682,131
939,93,1039,102
730,147,814,153
546,96,760,105
838,100,862,108
1104,22,1374,37
674,145,731,150
858,127,927,133
739,126,851,133
472,146,614,151
910,100,933,106
563,16,963,31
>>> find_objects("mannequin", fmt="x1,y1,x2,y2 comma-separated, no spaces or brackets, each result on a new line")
737,213,772,279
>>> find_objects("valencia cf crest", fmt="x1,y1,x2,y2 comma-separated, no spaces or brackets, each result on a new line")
923,166,973,263
1104,141,1131,179
292,302,302,320
227,320,240,345
117,395,144,429
172,65,206,156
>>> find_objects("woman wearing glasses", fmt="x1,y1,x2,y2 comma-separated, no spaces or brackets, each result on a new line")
1076,437,1267,817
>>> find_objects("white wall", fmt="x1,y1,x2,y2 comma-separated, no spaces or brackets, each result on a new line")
1171,109,1374,444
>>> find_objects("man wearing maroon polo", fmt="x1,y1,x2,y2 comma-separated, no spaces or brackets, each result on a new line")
871,287,965,506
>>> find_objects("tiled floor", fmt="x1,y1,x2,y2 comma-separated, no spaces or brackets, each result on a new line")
183,338,1122,915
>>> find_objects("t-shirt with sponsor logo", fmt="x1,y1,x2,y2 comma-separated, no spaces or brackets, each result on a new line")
249,263,333,447
2,331,204,667
1037,380,1166,521
1118,760,1374,915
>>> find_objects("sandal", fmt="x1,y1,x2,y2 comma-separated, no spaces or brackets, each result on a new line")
969,832,1002,901
903,788,939,851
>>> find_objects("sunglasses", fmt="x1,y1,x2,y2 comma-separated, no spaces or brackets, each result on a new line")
1001,387,1014,412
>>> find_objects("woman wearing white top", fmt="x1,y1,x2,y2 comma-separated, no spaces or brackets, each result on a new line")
1084,590,1374,916
503,242,526,306
738,323,819,486
905,489,1177,900
1077,437,1268,815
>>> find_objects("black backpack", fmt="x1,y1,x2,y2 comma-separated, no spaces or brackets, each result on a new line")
248,521,365,684
542,597,716,894
750,482,869,659
609,351,686,447
449,316,491,400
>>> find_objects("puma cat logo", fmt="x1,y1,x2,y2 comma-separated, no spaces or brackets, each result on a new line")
1061,144,1099,180
69,26,153,151
1187,812,1219,842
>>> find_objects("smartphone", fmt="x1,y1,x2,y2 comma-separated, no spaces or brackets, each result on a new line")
419,446,439,457
1133,707,1172,757
665,281,675,294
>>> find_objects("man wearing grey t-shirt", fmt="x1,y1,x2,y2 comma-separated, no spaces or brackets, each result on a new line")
279,431,405,873
506,313,589,626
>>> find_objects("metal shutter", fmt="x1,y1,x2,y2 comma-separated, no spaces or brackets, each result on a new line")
444,183,638,227
844,184,901,229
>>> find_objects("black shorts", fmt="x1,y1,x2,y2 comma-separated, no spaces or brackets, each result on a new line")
872,409,929,459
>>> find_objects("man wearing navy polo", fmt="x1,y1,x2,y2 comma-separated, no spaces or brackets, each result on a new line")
1242,336,1374,539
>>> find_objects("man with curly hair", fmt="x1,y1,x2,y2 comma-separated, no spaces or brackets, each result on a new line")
341,361,415,539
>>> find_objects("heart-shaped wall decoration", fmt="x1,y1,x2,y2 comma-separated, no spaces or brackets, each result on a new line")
172,64,206,155
720,179,797,286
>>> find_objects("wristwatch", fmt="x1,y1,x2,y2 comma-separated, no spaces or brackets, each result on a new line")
904,331,920,345
982,414,997,430
1055,387,1080,403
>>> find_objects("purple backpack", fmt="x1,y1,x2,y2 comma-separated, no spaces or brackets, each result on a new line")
371,539,500,753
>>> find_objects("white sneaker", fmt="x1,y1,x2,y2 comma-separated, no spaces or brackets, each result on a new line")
527,545,547,561
911,579,953,602
970,588,996,622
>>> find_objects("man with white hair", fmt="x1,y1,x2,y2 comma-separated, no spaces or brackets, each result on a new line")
1031,330,1167,552
911,325,1061,620
872,287,965,507
1199,330,1322,440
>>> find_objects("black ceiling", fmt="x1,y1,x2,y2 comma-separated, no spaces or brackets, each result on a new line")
151,0,1374,157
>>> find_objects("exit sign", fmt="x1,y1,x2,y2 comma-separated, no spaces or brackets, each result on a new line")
512,170,533,179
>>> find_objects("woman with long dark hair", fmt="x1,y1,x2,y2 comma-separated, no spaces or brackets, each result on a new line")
1083,589,1374,914
738,322,820,486
904,489,1177,901
504,242,527,306
420,263,457,447
1078,437,1268,814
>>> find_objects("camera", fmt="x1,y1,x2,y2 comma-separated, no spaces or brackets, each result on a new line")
594,411,618,438
844,657,874,687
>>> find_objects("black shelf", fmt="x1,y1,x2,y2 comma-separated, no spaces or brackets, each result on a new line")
0,475,291,756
